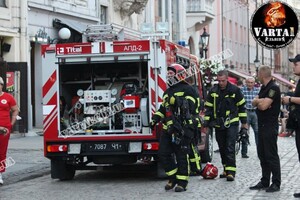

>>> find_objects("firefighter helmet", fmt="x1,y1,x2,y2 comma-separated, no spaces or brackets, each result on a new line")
201,163,218,179
167,63,187,81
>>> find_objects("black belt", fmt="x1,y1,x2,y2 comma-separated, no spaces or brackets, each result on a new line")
247,109,256,112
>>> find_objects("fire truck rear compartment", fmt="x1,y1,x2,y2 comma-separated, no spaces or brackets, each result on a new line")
59,61,150,137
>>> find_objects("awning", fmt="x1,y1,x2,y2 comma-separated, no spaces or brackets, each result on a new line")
228,76,237,85
53,18,88,34
227,69,251,80
272,73,296,88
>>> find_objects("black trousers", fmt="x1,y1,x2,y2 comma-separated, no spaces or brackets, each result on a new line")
258,122,281,187
158,132,189,187
296,128,300,162
215,125,238,176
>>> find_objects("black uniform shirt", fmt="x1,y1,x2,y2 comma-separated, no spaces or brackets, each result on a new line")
292,80,300,109
256,80,281,123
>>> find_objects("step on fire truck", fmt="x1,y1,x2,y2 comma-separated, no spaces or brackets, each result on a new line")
42,24,213,180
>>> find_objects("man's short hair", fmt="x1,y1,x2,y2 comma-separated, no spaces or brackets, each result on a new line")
217,70,228,77
259,65,272,78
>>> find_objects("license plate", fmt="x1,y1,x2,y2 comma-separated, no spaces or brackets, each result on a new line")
87,142,125,152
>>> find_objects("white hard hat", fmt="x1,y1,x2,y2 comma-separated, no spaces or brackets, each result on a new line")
0,77,3,85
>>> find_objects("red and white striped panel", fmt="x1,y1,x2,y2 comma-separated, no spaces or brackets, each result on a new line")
42,52,59,138
149,67,166,114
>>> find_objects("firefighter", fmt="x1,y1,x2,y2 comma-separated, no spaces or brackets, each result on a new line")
150,63,199,192
203,70,247,181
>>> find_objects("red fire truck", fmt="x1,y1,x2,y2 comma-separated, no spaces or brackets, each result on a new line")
41,24,213,180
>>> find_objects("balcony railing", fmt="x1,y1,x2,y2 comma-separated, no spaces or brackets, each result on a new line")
186,0,214,29
186,0,213,13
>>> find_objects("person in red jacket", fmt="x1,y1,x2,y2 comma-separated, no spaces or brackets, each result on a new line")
0,76,19,185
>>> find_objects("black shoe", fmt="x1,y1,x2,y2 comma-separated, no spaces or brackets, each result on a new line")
242,154,249,158
294,193,300,198
175,185,186,192
249,182,269,190
226,174,235,181
219,171,227,178
165,180,176,190
266,183,280,192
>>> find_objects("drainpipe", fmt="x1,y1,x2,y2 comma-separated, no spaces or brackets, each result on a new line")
20,0,33,130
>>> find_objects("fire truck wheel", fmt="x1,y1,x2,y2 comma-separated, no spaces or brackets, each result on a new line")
51,159,76,181
200,128,213,163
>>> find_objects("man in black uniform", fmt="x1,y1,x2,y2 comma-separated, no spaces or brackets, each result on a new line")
150,63,199,192
282,54,300,198
204,70,248,181
250,65,281,193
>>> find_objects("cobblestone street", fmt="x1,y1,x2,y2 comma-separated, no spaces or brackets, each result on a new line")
1,130,300,200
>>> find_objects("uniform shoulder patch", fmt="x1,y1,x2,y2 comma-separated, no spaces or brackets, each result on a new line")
268,89,275,98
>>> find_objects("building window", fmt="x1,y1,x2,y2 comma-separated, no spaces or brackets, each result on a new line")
100,5,107,24
0,0,7,7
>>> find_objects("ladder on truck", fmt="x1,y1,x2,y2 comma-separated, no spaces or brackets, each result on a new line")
82,23,142,42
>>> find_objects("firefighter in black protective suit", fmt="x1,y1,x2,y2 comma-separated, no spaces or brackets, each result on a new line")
150,63,200,192
203,70,247,181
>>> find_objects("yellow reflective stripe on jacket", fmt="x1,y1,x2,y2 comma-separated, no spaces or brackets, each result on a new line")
185,96,196,104
211,93,218,118
236,98,245,106
190,145,201,171
195,118,201,127
163,124,168,130
166,168,178,176
166,120,173,126
224,117,239,125
188,119,193,124
176,175,189,181
205,101,213,107
225,166,236,172
226,110,230,116
196,97,200,113
169,96,176,105
162,94,169,107
163,94,169,100
204,116,210,121
174,91,184,96
155,111,164,118
238,113,247,117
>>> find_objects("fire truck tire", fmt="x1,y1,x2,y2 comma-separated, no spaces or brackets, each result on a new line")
51,159,76,181
156,161,167,179
200,128,213,163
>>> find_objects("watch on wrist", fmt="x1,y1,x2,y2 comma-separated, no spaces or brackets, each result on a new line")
289,97,292,103
0,128,7,134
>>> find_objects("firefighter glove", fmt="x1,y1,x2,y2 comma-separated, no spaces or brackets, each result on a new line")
149,120,157,130
238,128,249,144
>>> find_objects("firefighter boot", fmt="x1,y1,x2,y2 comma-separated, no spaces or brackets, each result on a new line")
226,173,235,181
165,180,177,191
174,181,187,192
175,185,187,192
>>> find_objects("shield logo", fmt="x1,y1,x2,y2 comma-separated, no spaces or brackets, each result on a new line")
268,89,275,98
